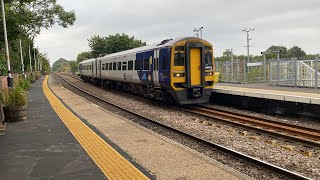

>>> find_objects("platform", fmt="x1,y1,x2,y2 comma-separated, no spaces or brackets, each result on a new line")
0,76,151,179
48,75,248,179
214,83,320,105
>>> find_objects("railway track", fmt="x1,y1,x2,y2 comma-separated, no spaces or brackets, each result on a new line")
182,105,320,147
53,72,310,180
62,73,320,147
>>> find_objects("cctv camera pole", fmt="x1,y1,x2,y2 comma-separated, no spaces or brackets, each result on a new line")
1,0,13,88
261,51,267,82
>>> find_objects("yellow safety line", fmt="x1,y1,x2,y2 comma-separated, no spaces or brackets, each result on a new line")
42,75,149,180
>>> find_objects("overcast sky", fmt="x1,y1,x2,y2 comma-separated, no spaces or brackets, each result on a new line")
35,0,320,64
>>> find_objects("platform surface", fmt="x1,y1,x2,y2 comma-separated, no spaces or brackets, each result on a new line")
49,75,248,180
0,76,105,179
214,83,320,105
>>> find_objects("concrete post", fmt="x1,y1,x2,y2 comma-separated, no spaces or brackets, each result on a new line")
226,61,229,82
315,56,319,89
294,57,298,87
263,54,267,82
277,53,280,86
243,59,247,83
236,59,240,83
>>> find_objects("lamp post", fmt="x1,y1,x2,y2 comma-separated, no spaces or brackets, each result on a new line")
242,27,254,73
193,27,203,38
1,0,13,87
19,39,26,78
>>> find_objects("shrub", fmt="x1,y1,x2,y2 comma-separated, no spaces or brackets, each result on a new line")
18,77,31,91
0,87,28,107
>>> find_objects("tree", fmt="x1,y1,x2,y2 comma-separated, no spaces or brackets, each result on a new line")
88,33,146,57
69,61,79,74
0,0,76,75
52,58,69,72
287,46,306,58
76,51,92,63
265,45,288,59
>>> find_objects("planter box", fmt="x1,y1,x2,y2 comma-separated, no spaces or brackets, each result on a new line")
4,105,27,122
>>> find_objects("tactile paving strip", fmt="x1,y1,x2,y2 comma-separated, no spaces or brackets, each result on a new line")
43,75,149,180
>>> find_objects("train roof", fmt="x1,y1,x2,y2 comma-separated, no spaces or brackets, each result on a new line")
80,37,211,64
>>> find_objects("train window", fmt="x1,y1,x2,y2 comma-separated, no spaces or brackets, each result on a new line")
174,52,184,66
175,46,184,51
122,62,127,70
102,63,105,70
105,63,108,70
117,62,121,70
128,60,133,70
162,56,168,70
134,60,140,70
109,63,112,70
143,58,149,70
205,52,213,66
205,46,212,51
113,62,116,70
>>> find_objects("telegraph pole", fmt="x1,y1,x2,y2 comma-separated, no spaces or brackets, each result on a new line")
1,0,13,87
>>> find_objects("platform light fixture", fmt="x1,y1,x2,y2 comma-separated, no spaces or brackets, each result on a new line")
1,0,13,87
194,27,204,38
242,27,254,68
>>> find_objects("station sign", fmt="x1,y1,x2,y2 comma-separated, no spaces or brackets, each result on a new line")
247,62,263,67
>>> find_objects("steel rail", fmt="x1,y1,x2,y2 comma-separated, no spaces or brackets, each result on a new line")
180,105,320,147
53,73,311,180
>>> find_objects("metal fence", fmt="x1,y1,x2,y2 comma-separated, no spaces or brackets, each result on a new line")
215,56,320,89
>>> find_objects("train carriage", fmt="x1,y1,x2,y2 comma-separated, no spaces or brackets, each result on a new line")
79,37,215,105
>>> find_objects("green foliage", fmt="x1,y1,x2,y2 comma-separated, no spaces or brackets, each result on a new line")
287,46,306,58
51,58,69,72
77,51,92,63
69,61,79,74
88,33,146,58
0,86,28,107
18,77,31,91
0,0,76,40
265,45,288,59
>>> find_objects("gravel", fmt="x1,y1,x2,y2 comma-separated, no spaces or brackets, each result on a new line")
57,74,320,179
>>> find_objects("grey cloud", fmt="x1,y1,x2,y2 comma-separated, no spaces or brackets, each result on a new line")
35,0,320,64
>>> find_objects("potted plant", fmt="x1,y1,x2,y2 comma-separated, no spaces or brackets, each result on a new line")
30,73,36,83
0,86,28,122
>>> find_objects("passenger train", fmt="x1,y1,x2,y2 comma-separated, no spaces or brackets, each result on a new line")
79,37,215,105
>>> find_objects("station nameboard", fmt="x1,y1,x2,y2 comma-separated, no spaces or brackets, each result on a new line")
247,62,263,67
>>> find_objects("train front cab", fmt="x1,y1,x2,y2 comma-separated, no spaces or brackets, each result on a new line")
170,39,214,104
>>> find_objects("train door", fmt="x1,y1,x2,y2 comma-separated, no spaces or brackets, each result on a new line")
190,48,201,86
153,49,160,86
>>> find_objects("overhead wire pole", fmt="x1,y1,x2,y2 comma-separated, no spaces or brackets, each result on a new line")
19,39,25,78
1,0,13,88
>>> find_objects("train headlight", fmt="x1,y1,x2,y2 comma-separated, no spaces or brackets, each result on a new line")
206,72,213,76
174,73,185,77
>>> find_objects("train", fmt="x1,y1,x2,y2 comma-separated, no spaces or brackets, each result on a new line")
79,37,216,105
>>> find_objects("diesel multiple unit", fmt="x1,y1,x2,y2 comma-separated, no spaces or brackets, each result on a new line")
79,37,215,104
